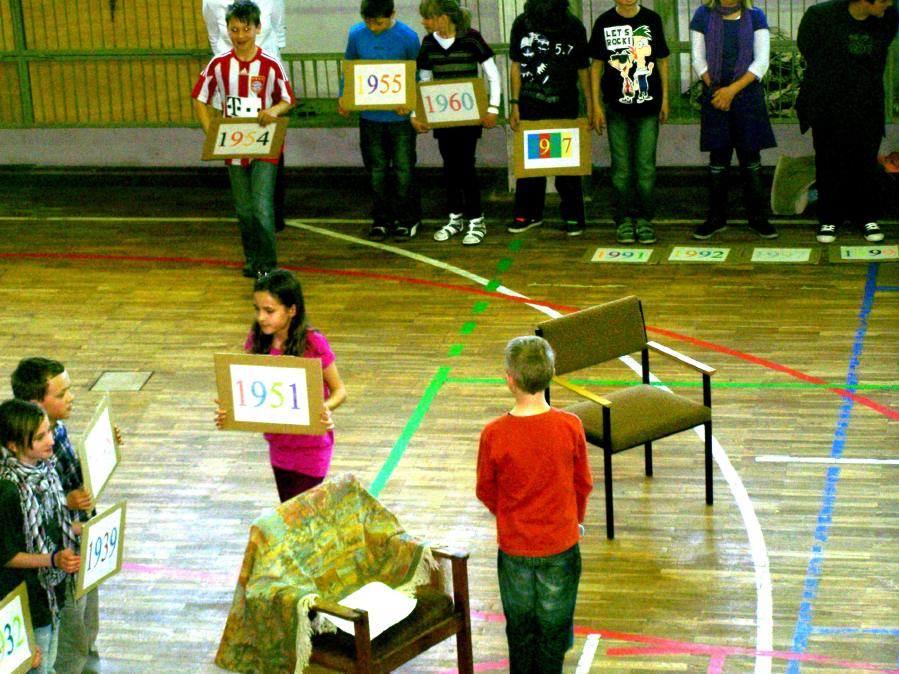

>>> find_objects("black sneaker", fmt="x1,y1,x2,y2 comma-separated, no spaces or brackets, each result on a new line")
862,222,884,242
565,221,584,237
394,221,419,241
368,223,390,242
693,219,727,240
507,217,543,233
749,219,778,239
816,223,837,244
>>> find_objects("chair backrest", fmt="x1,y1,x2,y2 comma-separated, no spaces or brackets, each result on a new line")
536,296,647,375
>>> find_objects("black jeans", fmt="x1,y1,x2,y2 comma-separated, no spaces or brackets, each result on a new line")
436,127,482,219
811,125,882,226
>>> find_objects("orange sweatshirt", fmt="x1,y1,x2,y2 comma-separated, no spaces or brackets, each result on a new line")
476,408,593,557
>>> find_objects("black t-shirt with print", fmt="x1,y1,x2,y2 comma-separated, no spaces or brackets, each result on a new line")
589,6,669,117
510,13,589,119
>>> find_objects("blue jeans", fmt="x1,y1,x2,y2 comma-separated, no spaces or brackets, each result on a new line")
31,623,58,674
359,118,421,226
498,543,581,674
606,108,659,223
228,160,278,272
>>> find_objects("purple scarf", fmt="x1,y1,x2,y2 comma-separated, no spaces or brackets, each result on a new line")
705,4,754,85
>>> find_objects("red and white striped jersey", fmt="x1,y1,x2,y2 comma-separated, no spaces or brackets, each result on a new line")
192,47,295,165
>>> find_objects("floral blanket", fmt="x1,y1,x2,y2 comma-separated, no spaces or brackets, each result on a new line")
215,473,434,674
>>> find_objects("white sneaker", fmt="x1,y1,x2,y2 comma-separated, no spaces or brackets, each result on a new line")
434,213,465,241
462,216,486,245
816,223,837,244
863,222,884,242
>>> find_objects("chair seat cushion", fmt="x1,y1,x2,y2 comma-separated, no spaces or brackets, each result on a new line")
565,384,710,452
311,585,455,663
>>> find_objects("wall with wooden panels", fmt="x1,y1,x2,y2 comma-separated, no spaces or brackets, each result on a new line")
27,56,207,125
21,0,206,50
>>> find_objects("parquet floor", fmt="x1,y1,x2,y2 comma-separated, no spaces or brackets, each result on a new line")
0,168,896,673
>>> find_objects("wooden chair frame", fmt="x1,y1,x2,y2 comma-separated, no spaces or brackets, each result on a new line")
537,298,716,539
309,548,474,674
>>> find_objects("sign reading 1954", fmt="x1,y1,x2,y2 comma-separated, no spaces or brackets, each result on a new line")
202,118,288,161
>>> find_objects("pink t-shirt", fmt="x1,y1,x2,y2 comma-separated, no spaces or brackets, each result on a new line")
244,329,335,476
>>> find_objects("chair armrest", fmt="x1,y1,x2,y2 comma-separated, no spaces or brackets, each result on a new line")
647,341,716,375
432,547,468,562
312,598,365,622
553,375,613,407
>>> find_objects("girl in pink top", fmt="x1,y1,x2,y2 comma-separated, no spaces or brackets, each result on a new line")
220,269,347,502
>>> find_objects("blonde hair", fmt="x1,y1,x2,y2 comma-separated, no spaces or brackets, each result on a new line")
419,0,471,33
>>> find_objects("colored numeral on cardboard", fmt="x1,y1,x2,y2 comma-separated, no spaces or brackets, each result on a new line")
591,248,653,263
840,246,898,260
0,584,34,674
751,248,813,263
669,246,730,262
527,132,575,160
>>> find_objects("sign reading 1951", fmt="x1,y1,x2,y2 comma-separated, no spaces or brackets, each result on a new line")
214,353,327,435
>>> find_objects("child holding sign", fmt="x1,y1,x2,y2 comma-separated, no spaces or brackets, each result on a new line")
338,0,422,242
508,0,592,237
0,399,82,674
411,0,501,246
11,357,113,674
217,270,347,502
192,0,295,279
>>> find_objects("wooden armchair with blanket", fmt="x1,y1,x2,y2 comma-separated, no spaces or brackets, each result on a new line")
215,473,473,674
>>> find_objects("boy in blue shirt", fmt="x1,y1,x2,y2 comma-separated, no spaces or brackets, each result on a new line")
338,0,422,242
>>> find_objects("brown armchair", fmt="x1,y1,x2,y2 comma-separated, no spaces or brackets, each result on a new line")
536,296,715,539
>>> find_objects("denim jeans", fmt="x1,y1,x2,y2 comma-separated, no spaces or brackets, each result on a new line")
606,108,659,223
359,118,421,226
228,160,278,272
498,543,581,674
31,623,58,674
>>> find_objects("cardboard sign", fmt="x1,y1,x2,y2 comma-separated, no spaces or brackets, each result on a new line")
0,583,35,674
214,353,326,435
76,395,121,501
75,502,126,600
416,78,487,128
513,119,592,178
342,60,417,110
202,117,288,160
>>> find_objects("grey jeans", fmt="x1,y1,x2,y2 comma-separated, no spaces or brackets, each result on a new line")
54,582,99,674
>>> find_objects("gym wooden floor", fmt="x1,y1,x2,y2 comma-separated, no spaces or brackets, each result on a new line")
0,170,896,673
